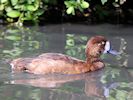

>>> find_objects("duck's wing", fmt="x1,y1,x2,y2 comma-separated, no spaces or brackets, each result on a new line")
38,53,83,63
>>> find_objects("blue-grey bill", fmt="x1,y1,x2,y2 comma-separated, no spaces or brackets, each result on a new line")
107,49,120,56
104,41,120,56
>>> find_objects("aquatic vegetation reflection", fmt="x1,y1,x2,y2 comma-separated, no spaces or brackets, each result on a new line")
116,37,129,67
0,26,41,60
65,34,87,60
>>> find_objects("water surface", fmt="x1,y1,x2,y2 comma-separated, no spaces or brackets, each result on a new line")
0,24,133,100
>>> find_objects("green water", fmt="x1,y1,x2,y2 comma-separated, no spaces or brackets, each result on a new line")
0,24,132,100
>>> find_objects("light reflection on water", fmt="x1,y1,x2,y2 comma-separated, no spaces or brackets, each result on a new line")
0,24,133,100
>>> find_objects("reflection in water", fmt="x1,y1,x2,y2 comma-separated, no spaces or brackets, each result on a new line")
8,70,107,99
7,68,133,100
116,37,129,67
0,26,41,60
65,34,87,59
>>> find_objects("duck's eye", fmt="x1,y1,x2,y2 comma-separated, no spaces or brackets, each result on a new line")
101,41,105,45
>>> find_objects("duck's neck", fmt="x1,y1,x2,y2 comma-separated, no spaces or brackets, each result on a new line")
85,55,103,71
86,56,101,64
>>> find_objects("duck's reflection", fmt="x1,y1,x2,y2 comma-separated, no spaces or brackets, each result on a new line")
9,70,107,99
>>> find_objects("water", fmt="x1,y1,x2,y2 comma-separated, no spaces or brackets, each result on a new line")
0,24,133,100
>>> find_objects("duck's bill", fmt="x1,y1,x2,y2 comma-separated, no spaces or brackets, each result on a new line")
107,49,120,55
103,41,120,56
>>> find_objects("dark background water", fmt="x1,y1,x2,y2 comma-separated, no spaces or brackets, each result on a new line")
0,24,133,100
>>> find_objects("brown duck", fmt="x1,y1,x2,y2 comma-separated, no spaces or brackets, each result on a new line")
10,36,119,74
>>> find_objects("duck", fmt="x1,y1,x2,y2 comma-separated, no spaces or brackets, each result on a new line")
10,36,119,74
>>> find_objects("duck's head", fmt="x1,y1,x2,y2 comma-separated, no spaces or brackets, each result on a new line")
86,36,119,58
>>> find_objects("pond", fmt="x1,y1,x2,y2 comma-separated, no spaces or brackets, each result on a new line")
0,24,133,100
